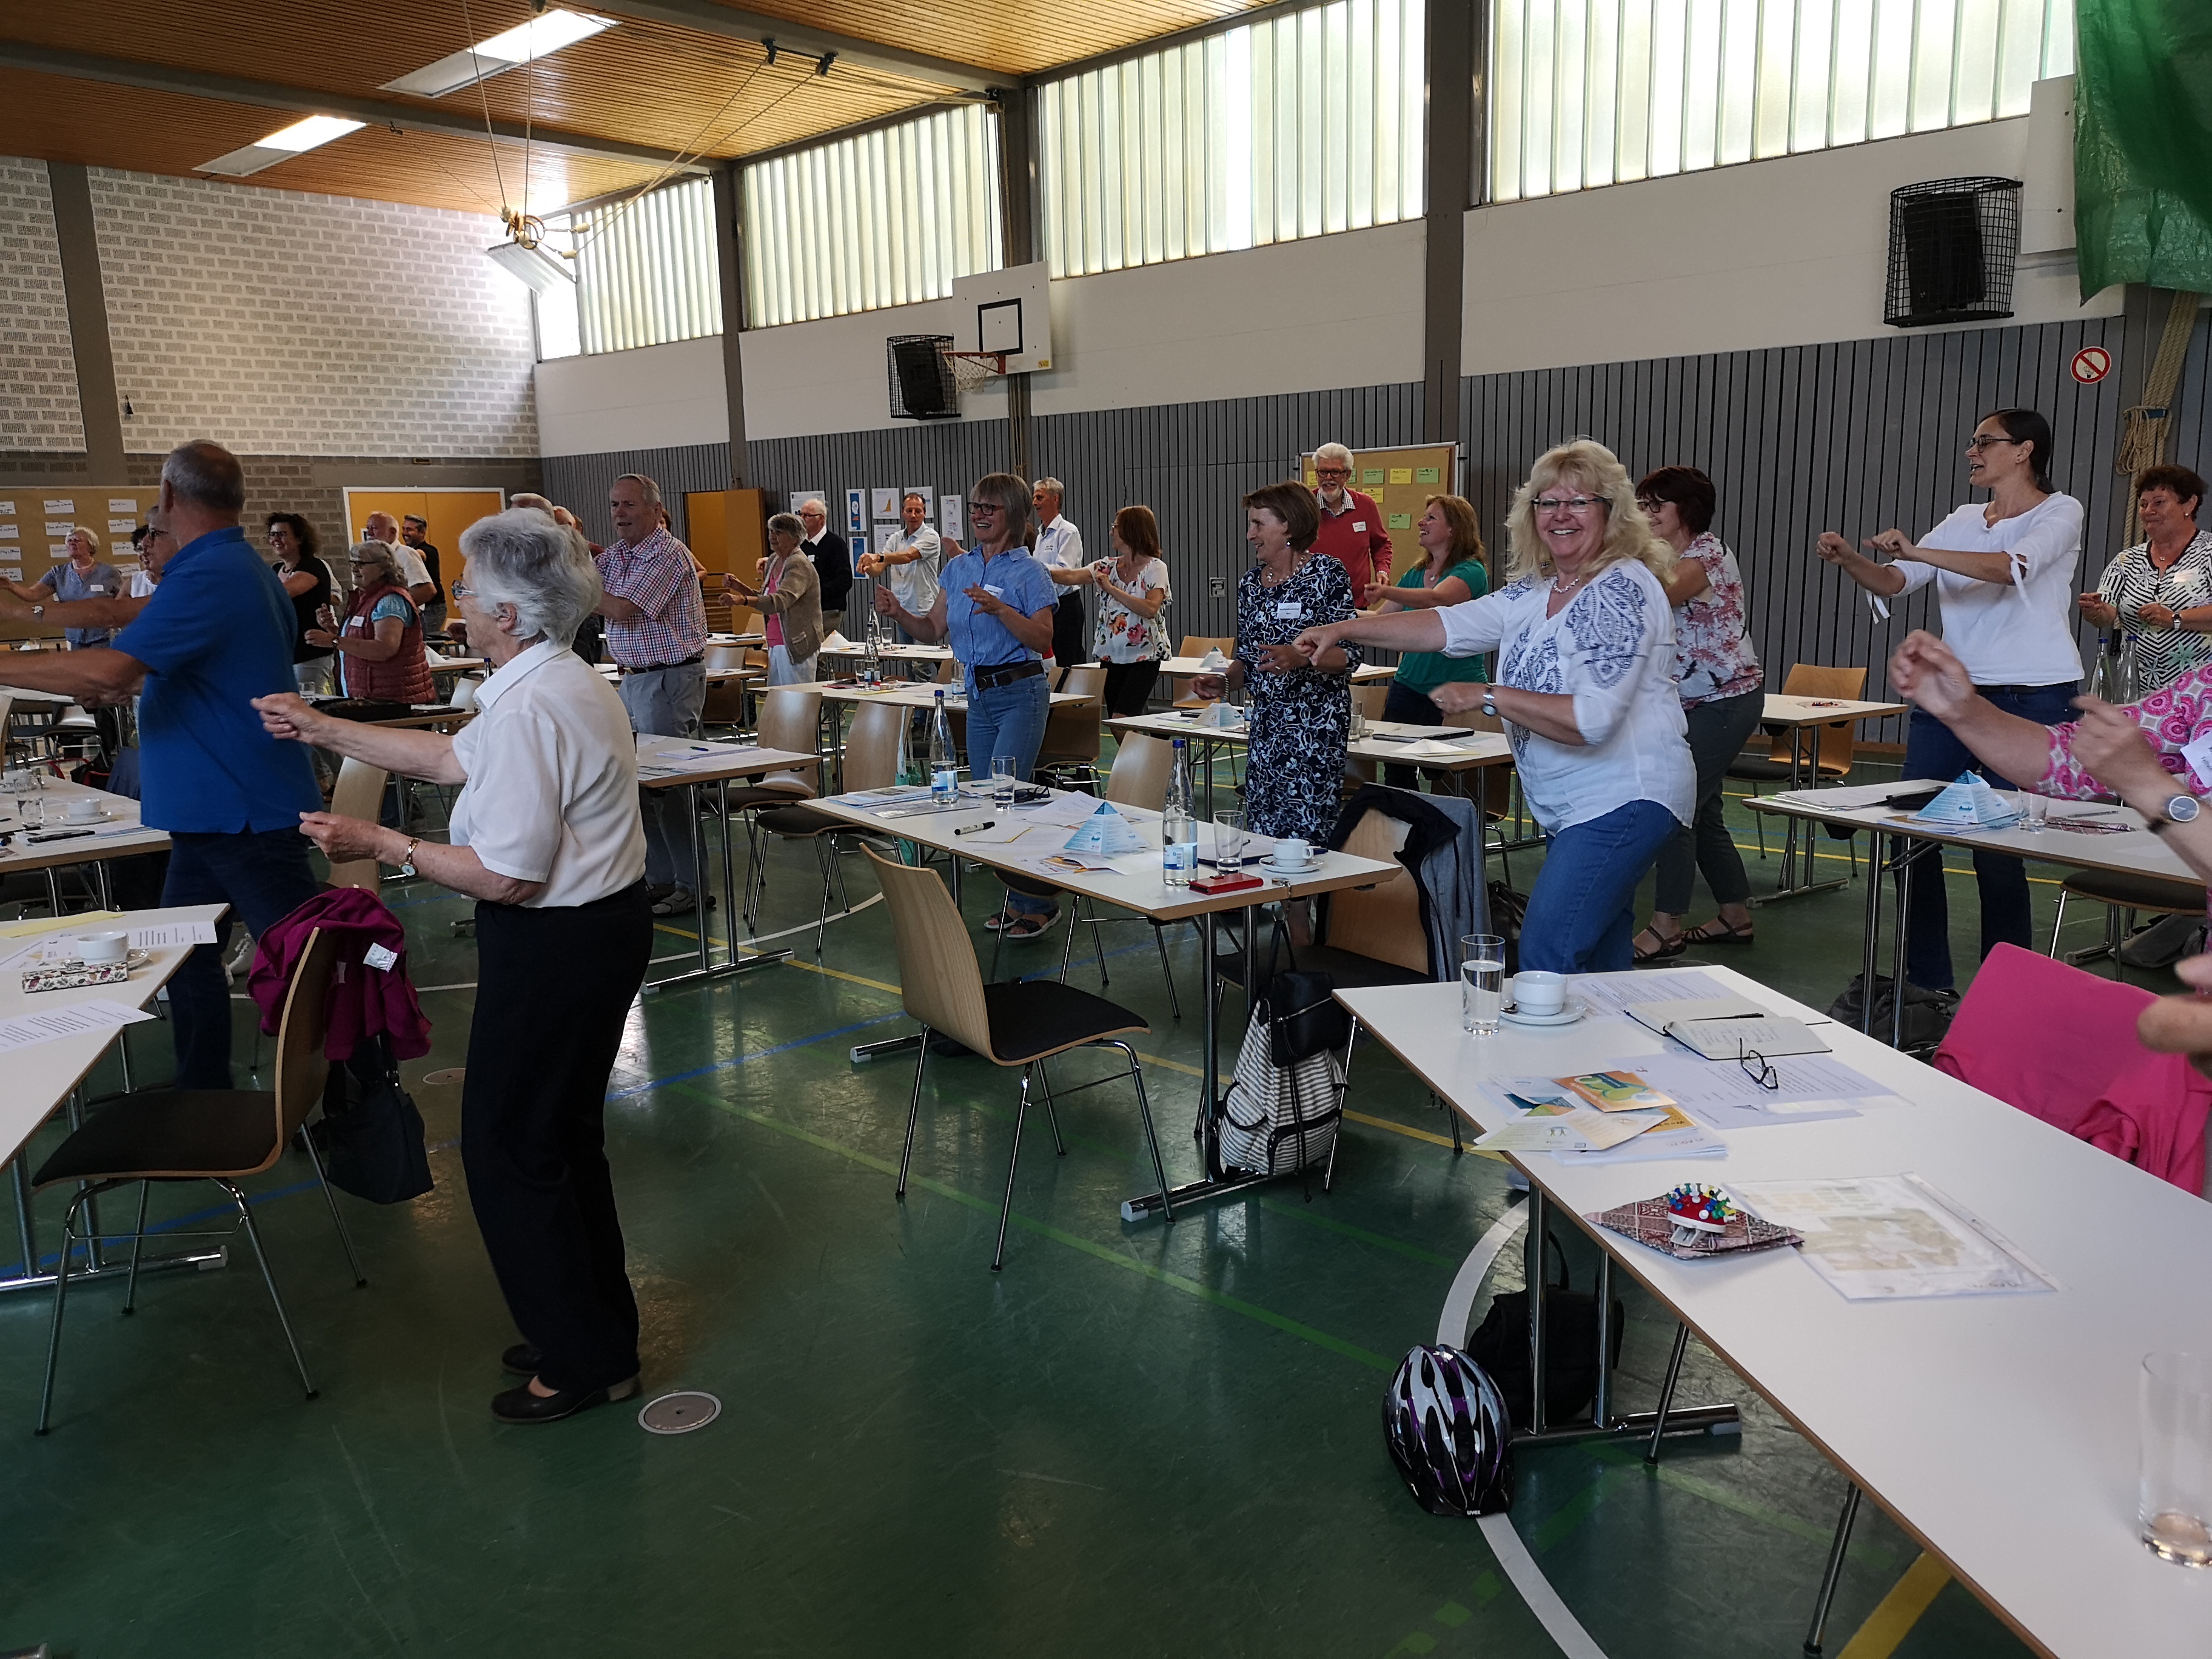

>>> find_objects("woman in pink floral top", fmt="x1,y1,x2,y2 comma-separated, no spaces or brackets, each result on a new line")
1072,504,1173,717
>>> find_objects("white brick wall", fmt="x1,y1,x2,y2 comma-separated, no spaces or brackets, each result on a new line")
0,161,87,453
87,167,538,457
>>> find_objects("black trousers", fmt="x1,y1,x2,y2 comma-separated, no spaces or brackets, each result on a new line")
1051,589,1088,666
1102,658,1162,716
463,882,654,1391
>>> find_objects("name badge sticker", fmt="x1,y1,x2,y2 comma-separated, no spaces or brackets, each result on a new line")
2182,732,2212,791
1351,521,1367,533
1274,600,1304,618
982,583,1005,598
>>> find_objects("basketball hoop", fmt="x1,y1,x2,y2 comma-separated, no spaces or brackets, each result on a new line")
943,349,1008,393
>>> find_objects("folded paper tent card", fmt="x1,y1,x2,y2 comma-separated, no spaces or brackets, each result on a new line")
1909,771,2022,830
1063,802,1150,856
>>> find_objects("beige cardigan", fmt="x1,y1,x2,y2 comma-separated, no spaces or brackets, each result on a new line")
752,549,823,661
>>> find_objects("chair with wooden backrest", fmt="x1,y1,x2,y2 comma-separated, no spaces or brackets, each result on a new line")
31,926,364,1434
752,700,905,954
703,643,754,732
324,757,391,890
1173,635,1235,709
1037,733,1184,1019
1729,663,1866,859
865,847,1171,1270
723,688,824,920
1036,664,1106,787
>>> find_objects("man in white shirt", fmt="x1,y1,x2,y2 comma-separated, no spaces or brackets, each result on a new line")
859,492,942,659
1031,477,1089,666
364,512,440,612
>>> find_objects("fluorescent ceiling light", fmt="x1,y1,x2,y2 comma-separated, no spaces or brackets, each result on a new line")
197,115,366,177
484,238,576,295
381,10,615,99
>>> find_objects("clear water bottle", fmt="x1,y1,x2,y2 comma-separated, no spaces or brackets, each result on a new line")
862,604,884,685
1162,737,1197,887
2089,634,2120,703
928,689,959,803
2115,631,2142,705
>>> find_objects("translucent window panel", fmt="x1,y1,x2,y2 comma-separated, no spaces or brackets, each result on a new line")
1037,0,1427,278
741,105,1003,330
571,176,720,355
1488,0,2075,203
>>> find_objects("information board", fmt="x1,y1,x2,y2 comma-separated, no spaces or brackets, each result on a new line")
1297,444,1466,581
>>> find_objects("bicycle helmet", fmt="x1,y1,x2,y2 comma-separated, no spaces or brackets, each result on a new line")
1383,1344,1514,1517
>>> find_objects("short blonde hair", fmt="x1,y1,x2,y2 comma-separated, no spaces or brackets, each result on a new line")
1502,439,1675,586
68,526,101,552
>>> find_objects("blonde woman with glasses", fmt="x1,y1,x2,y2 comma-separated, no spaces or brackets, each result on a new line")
1297,439,1692,972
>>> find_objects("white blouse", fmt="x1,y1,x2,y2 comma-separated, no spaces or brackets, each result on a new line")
1437,560,1694,834
449,640,646,908
1889,494,2085,688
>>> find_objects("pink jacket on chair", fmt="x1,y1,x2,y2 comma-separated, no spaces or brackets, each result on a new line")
1932,943,2210,1193
249,886,434,1064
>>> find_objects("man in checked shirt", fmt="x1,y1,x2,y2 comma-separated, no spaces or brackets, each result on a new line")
597,472,709,916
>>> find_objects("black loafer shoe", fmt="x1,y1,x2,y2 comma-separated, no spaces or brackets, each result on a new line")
491,1375,640,1424
501,1342,543,1376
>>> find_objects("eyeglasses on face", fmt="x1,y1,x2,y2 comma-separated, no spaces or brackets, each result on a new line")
1314,466,1351,478
965,500,1002,514
1966,435,2023,451
1534,495,1609,514
449,580,473,599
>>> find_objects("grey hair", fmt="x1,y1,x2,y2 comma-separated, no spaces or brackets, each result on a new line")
458,509,603,648
350,540,400,581
799,498,826,515
767,512,803,538
68,525,102,551
509,492,555,516
1033,477,1065,500
161,439,245,514
613,472,662,508
1312,442,1353,469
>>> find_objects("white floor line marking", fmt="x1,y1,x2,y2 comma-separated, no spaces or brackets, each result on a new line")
1439,1202,1615,1659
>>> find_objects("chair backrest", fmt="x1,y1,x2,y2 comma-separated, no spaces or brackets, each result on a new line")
756,686,824,790
1178,635,1233,658
863,848,997,1057
1352,683,1391,720
1059,664,1107,701
1321,808,1430,974
269,927,340,1155
1104,732,1175,811
1038,687,1102,766
842,700,908,793
325,758,390,890
1772,662,1868,775
935,657,958,683
705,642,750,673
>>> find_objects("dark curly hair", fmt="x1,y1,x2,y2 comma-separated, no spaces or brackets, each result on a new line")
265,511,319,560
2137,464,2207,514
1635,466,1717,536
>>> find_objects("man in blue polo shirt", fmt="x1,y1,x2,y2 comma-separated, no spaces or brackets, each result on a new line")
0,439,321,1086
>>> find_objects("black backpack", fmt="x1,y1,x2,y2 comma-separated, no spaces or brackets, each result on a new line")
1464,1232,1624,1429
1826,973,1957,1052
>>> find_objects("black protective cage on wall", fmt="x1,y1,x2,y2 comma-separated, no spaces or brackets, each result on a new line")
888,333,960,420
1884,176,2023,329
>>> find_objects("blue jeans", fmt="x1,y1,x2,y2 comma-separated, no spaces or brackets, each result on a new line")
162,827,322,1088
1901,682,2077,990
966,672,1052,915
1521,800,1681,974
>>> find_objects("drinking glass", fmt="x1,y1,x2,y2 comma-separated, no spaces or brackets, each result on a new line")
2017,792,2049,833
16,796,42,831
991,754,1017,808
1212,811,1247,877
2141,1352,2212,1566
1461,933,1506,1036
1348,706,1370,740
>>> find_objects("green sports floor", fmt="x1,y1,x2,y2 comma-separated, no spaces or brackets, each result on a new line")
0,749,2182,1658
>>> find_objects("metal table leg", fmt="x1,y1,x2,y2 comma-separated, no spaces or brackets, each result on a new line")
647,777,793,991
1803,1483,1863,1657
1752,722,1850,906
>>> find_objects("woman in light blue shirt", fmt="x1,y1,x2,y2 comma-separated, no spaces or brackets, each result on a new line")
5,527,124,647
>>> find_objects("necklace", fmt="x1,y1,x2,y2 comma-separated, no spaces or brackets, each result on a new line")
1551,568,1590,594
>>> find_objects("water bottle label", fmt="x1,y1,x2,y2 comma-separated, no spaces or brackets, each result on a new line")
1164,839,1196,873
932,766,959,799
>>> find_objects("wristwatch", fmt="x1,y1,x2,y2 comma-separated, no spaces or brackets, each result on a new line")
1480,690,1498,720
28,604,43,618
2149,794,2202,835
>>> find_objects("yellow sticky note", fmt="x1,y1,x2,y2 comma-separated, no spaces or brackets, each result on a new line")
1387,512,1413,529
1302,472,1318,488
1416,466,1441,484
1361,468,1385,486
1389,468,1413,486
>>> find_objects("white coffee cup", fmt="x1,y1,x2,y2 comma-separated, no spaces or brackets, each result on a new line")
64,797,102,822
78,931,129,965
1512,970,1567,1016
1273,838,1315,868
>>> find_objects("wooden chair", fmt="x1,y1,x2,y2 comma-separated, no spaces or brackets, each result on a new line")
31,927,364,1434
865,847,1173,1270
1730,664,1866,861
1036,665,1105,788
324,758,390,890
751,700,905,954
1173,635,1235,709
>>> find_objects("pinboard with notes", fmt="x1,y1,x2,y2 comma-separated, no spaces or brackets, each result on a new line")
0,486,161,642
1297,445,1466,582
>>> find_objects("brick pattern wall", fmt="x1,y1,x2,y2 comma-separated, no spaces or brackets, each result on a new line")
87,167,538,458
0,161,86,453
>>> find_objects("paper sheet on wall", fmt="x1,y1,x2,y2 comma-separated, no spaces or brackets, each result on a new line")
0,997,155,1056
1733,1174,2057,1299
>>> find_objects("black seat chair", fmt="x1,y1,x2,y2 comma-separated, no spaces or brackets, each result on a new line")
32,926,365,1435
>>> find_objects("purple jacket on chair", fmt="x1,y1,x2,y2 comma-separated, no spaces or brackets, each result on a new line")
248,886,434,1063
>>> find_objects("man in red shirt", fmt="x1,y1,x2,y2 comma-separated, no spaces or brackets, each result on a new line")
1307,441,1393,593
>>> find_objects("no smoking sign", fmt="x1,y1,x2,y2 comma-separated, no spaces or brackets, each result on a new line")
2071,346,2112,385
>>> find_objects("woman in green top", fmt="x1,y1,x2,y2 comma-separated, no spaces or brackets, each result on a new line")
1362,494,1490,789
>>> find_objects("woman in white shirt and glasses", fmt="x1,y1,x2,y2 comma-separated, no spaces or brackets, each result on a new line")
1296,439,1694,973
1814,406,2083,996
252,509,652,1427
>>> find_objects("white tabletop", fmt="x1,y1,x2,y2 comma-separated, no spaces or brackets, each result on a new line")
0,777,168,872
1751,780,2199,887
1340,964,2212,1659
1760,694,1908,726
815,640,954,663
1160,655,1396,684
634,743,816,792
783,680,1091,711
1108,710,1512,771
0,902,224,1170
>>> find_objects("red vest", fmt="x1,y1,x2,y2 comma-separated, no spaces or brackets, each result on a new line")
338,578,434,703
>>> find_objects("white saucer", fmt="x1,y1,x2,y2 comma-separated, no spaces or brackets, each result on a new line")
58,811,110,825
1499,999,1589,1028
1262,855,1319,874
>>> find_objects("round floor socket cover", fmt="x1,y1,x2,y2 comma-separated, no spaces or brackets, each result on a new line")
422,1068,466,1087
639,1390,722,1435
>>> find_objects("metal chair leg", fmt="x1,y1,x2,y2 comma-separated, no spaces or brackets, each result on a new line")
896,1028,931,1198
223,1181,317,1401
991,1068,1033,1271
2048,888,2069,955
1646,1321,1691,1463
1151,924,1181,1020
1036,1059,1067,1156
1322,1015,1361,1193
1803,1483,1863,1657
122,1182,150,1315
35,1191,90,1435
297,1130,367,1288
1104,1039,1173,1223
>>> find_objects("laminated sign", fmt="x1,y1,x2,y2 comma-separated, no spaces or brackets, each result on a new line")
1063,802,1148,856
1909,772,2020,829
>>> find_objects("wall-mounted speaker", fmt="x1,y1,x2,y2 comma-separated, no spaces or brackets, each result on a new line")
887,333,959,421
1885,177,2022,329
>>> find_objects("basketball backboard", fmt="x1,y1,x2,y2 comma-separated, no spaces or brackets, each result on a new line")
951,261,1052,373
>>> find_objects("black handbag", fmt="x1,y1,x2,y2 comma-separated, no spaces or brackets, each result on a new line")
313,1033,434,1204
1465,1232,1624,1429
1261,969,1352,1066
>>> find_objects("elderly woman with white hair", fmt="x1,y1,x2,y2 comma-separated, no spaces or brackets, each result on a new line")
1297,439,1694,972
722,511,823,685
253,509,652,1426
310,540,432,706
5,526,124,648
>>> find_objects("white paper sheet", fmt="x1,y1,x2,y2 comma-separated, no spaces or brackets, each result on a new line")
1734,1174,2057,1299
1626,1052,1883,1131
0,997,155,1054
1570,968,1732,1018
1013,793,1113,829
129,920,219,950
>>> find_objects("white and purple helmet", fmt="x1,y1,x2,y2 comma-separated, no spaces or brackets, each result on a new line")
1383,1344,1514,1517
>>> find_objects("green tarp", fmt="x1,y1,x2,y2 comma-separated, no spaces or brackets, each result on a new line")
2074,0,2212,297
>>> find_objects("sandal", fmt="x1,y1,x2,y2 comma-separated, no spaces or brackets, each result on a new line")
1632,925,1686,964
1002,911,1058,942
1683,917,1755,946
